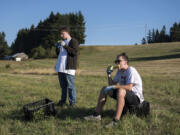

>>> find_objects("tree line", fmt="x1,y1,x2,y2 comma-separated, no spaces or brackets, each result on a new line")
0,11,85,59
142,22,180,44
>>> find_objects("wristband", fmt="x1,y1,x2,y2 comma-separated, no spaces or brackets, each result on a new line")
104,85,115,94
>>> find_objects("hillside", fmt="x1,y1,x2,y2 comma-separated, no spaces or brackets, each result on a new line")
1,42,180,75
0,42,180,135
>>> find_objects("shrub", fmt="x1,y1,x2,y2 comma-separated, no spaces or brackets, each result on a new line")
5,63,11,69
30,46,46,59
45,47,56,58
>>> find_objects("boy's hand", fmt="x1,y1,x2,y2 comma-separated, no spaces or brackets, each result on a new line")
60,41,66,47
106,65,114,75
56,40,66,48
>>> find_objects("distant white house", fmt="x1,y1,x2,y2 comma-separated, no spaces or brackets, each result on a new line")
12,52,28,61
15,57,21,61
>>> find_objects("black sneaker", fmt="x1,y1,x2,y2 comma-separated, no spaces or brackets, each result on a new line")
69,103,76,108
57,101,66,107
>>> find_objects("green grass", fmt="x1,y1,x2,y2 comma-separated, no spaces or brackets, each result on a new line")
0,42,180,135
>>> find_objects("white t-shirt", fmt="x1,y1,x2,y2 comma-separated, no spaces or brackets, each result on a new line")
113,66,144,103
55,39,76,76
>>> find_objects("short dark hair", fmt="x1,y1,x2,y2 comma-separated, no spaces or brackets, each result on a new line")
59,26,70,34
117,52,129,64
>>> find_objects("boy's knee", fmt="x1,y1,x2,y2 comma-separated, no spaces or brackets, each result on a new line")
117,88,126,98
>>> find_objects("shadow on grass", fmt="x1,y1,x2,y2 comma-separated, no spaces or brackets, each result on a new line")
130,53,180,62
5,109,26,121
4,107,115,122
5,106,139,122
55,107,116,120
6,108,57,122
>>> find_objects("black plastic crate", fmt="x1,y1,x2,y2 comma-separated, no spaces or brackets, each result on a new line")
23,98,56,120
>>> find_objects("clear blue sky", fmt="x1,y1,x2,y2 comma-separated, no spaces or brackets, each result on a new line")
0,0,179,45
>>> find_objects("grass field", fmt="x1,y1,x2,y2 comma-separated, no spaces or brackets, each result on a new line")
0,42,180,135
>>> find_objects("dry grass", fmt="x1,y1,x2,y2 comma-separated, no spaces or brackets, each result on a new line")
9,58,180,77
12,68,57,75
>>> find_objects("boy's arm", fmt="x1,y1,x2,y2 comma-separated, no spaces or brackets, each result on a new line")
63,39,79,56
107,75,117,85
114,83,133,91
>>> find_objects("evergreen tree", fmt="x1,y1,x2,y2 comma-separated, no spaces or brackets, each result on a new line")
155,29,160,43
0,32,10,58
147,30,152,43
152,29,155,43
160,25,170,42
11,28,29,53
159,25,166,42
170,22,180,41
141,37,146,44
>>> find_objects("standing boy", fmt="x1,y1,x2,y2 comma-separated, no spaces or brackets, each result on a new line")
55,26,79,107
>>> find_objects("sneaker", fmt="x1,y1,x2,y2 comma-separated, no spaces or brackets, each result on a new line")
69,103,76,108
105,118,118,128
84,112,102,121
57,101,66,107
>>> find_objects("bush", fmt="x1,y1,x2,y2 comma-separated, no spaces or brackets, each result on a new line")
5,63,11,69
45,47,56,58
30,46,46,59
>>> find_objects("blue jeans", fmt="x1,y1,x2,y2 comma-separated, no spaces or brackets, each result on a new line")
58,72,76,104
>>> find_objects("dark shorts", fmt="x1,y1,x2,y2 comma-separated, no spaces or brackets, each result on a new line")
111,89,140,106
